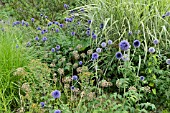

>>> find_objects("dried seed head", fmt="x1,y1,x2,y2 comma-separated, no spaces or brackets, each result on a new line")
76,44,82,50
73,50,78,55
87,92,95,101
87,49,93,55
21,83,31,92
62,77,72,83
144,86,151,93
50,63,56,67
73,63,78,68
80,53,86,58
13,67,26,76
58,68,64,75
77,67,82,73
128,86,137,91
64,84,70,89
74,54,80,60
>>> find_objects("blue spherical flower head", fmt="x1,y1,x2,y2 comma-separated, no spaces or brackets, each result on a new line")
92,52,99,60
56,29,59,33
119,40,130,51
37,26,41,30
25,23,29,27
71,32,75,36
40,102,45,108
72,75,78,80
115,52,122,59
51,90,61,99
59,24,64,28
16,45,19,48
70,86,75,90
45,16,48,18
54,110,61,113
35,36,39,41
101,42,107,48
133,40,140,48
100,23,104,29
31,18,34,22
128,31,132,35
55,21,59,25
26,42,31,47
48,22,52,26
88,20,92,24
80,8,84,12
40,14,43,17
64,4,68,9
69,18,74,22
92,34,97,39
148,47,155,53
86,30,90,36
153,39,159,45
166,59,170,65
56,45,60,50
65,18,70,22
96,48,102,53
51,48,55,52
42,37,47,42
21,20,25,26
41,30,45,35
79,61,83,65
140,76,145,81
108,40,112,45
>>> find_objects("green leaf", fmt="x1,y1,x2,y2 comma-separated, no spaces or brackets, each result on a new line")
152,89,156,95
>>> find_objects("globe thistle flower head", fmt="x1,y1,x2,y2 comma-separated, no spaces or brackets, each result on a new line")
21,20,25,26
133,40,140,48
92,34,97,39
40,14,43,17
153,39,159,45
40,102,45,108
42,37,47,42
56,45,60,50
108,40,112,45
51,90,61,99
41,30,45,34
88,20,92,24
54,110,61,113
86,30,90,36
128,31,132,35
64,4,69,9
140,76,145,81
26,42,31,47
100,23,104,29
31,18,34,22
56,28,59,33
148,47,155,53
101,42,107,48
65,18,70,22
72,75,78,80
59,24,64,28
48,22,52,26
96,48,102,53
45,16,48,18
16,21,20,25
92,52,99,60
69,18,73,22
119,40,130,51
79,61,83,65
55,21,59,25
25,23,29,27
51,48,55,52
37,26,41,30
80,8,84,12
16,45,19,48
70,86,75,90
71,32,75,36
163,11,170,18
115,52,122,59
166,59,170,65
44,29,48,33
35,36,39,41
51,28,54,31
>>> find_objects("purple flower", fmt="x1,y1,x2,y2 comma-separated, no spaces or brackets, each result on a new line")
56,29,59,33
51,90,61,99
128,31,132,35
59,24,64,28
56,45,60,50
37,26,41,30
86,30,90,36
133,40,140,48
119,40,130,51
166,59,170,65
96,48,102,53
31,18,34,22
108,40,112,45
79,61,83,65
71,32,75,36
48,22,52,26
45,16,48,18
42,37,47,42
64,4,69,9
80,8,84,12
54,110,61,113
153,39,159,45
21,20,25,26
72,75,78,80
88,20,92,24
51,28,54,31
41,30,45,34
40,102,45,108
115,52,122,59
92,34,97,39
26,42,31,47
148,47,155,53
100,23,104,29
101,42,107,48
35,36,39,41
51,48,55,52
40,14,43,17
55,21,59,25
140,76,145,81
16,45,19,48
25,23,29,27
70,86,75,90
92,52,99,60
65,18,70,22
44,29,48,33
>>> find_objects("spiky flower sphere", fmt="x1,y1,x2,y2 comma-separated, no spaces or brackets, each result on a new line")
133,40,140,48
51,90,61,99
96,48,102,53
72,75,78,80
92,52,99,60
101,42,107,48
40,102,45,108
148,47,155,53
119,40,130,51
166,59,170,65
140,76,145,81
153,39,159,45
92,34,97,39
115,52,122,59
54,110,61,113
108,40,112,45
